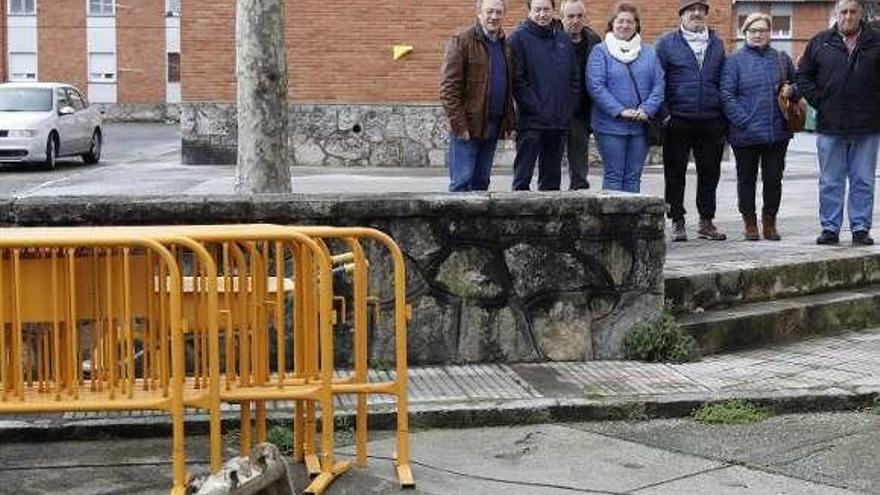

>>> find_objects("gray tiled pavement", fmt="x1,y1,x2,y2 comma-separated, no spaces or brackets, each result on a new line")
6,327,876,431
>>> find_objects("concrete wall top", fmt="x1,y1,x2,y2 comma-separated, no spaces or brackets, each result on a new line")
0,192,666,226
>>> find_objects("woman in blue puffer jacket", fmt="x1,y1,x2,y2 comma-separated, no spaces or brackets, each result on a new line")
720,12,798,241
587,1,664,193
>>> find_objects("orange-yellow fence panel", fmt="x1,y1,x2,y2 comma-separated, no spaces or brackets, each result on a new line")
0,232,189,495
0,224,414,495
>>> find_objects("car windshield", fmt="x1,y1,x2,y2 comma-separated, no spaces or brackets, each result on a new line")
0,88,53,112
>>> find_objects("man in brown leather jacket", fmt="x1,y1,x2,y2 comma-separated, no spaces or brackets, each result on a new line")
440,0,516,191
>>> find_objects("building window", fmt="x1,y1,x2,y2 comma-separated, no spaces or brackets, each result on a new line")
166,0,181,16
89,52,116,82
9,0,36,15
737,14,749,37
734,3,760,39
772,15,792,38
167,53,181,83
88,0,114,16
9,52,37,81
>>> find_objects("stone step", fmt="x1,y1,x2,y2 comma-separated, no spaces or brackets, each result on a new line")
678,285,880,356
665,250,880,314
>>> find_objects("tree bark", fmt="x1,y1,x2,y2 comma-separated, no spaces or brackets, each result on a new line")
235,0,291,193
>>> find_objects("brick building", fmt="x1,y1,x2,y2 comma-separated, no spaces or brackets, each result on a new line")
731,0,837,59
1,0,181,120
2,0,843,165
181,0,735,165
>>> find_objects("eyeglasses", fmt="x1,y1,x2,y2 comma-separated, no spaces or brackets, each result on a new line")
746,28,769,34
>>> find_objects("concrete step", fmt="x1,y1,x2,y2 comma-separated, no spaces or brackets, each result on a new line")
665,249,880,314
678,285,880,355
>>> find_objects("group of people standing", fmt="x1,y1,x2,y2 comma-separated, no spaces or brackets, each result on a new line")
440,0,879,246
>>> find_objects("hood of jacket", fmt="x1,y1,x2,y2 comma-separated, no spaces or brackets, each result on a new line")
522,18,561,38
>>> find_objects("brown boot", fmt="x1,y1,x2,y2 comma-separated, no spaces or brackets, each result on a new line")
671,219,688,242
762,213,781,241
742,213,760,241
697,217,727,241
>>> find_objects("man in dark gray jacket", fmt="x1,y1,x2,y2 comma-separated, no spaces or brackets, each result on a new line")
561,0,601,190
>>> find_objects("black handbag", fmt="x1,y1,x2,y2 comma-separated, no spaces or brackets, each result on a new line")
624,64,665,146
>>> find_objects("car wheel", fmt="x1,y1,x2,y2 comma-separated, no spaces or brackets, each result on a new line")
45,134,58,170
82,129,102,165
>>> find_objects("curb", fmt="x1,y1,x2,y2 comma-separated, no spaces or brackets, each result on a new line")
2,390,876,443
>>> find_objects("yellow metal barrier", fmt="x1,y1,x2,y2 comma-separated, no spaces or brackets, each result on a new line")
0,231,190,495
0,224,414,495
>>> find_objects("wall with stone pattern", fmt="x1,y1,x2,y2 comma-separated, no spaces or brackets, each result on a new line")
96,103,181,123
0,193,665,365
182,102,664,167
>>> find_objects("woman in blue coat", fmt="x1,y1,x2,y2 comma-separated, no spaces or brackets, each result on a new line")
587,1,664,193
720,12,798,241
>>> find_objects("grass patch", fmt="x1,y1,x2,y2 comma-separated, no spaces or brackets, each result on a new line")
693,399,773,425
266,424,295,454
623,309,698,363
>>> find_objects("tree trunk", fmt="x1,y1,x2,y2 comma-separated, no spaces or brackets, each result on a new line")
235,0,291,193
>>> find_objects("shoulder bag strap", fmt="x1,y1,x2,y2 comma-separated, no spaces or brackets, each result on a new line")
624,63,643,105
777,51,788,84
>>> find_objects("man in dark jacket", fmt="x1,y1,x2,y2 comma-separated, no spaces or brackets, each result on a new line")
796,0,880,246
561,0,601,190
656,0,727,241
508,0,577,191
440,0,516,192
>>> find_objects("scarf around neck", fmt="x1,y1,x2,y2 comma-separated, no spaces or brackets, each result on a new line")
680,26,709,67
605,32,641,64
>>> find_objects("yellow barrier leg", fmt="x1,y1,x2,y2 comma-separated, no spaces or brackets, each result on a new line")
240,400,252,457
293,401,305,462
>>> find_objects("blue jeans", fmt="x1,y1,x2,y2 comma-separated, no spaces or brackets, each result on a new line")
448,125,500,192
816,133,879,234
595,132,649,193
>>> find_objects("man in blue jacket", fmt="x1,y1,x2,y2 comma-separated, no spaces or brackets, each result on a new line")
508,0,577,191
796,0,880,246
656,0,727,241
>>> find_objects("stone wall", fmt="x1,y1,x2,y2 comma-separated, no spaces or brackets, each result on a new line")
0,192,665,364
96,103,181,123
182,102,665,168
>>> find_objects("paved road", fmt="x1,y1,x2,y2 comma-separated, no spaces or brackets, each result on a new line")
0,123,180,198
1,411,877,494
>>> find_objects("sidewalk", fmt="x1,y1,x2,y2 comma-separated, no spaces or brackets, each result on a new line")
3,328,878,440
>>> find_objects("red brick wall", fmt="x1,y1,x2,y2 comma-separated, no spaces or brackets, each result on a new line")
38,0,86,90
181,0,235,102
117,0,166,103
183,0,732,103
793,3,833,59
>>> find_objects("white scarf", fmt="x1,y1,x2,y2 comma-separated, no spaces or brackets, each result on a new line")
680,26,709,67
604,32,642,64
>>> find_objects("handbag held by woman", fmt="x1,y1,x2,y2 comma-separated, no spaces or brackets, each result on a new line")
777,53,807,132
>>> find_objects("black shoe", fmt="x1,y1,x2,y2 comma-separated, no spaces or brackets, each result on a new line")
816,230,839,245
853,231,875,246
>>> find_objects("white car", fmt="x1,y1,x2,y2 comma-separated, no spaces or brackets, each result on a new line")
0,82,103,168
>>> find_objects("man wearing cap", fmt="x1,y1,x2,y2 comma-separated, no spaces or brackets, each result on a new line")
655,0,728,242
440,0,516,192
796,0,880,246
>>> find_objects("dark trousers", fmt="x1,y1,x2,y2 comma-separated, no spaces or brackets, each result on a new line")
663,116,727,220
512,129,565,191
732,141,788,216
566,116,590,190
